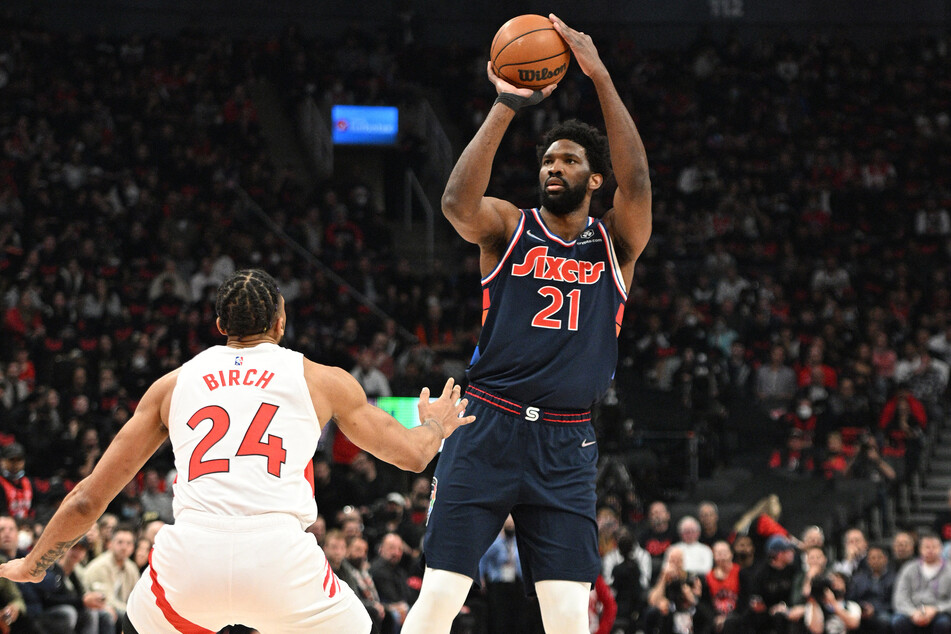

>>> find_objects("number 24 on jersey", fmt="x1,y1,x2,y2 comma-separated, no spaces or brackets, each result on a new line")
186,403,287,480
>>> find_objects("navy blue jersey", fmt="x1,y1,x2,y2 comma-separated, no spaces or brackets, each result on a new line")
467,208,628,410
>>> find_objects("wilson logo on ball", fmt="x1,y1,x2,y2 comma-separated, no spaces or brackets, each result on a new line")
517,63,567,83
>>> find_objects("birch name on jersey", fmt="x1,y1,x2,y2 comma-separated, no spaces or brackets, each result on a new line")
511,246,606,284
202,368,275,391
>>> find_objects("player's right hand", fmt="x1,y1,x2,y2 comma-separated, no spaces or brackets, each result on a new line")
487,62,557,101
0,557,44,583
418,378,475,439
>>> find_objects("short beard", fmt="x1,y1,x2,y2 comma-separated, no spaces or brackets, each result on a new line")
539,180,588,216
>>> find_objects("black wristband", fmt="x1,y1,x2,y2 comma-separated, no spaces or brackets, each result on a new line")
494,90,545,111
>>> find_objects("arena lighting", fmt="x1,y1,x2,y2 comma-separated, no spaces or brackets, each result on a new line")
331,105,399,145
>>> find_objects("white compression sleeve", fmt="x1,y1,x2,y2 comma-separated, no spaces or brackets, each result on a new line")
535,579,591,634
401,567,473,634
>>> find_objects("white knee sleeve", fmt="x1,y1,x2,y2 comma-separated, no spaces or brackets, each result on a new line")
536,579,591,634
401,567,473,634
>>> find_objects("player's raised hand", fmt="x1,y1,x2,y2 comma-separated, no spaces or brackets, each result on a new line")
0,557,44,583
418,378,475,439
487,62,557,101
549,14,607,81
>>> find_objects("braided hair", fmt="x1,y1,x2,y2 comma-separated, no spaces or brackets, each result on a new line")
215,269,281,337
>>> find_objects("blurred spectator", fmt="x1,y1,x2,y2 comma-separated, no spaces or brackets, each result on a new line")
313,457,351,525
82,526,138,624
879,386,927,476
345,536,388,634
644,547,705,634
0,571,28,634
0,444,34,520
588,575,617,634
802,571,861,634
672,516,714,576
755,345,798,420
739,535,799,634
890,532,917,574
138,468,173,524
769,428,814,477
609,528,650,633
24,537,115,634
817,432,849,481
792,546,829,607
479,516,530,634
132,538,151,573
891,533,951,634
351,349,391,398
847,546,895,634
833,528,870,577
639,501,678,583
698,502,730,548
347,453,389,514
325,529,383,634
701,540,742,634
370,533,411,627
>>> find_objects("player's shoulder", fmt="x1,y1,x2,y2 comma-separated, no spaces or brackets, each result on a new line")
302,359,356,390
149,368,181,398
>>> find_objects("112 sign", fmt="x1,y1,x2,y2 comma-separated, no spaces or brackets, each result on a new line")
709,0,744,18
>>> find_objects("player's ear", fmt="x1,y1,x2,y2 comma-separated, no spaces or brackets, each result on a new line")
588,173,604,191
216,317,227,336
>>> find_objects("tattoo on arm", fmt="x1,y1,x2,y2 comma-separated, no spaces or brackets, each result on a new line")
29,538,81,576
421,417,445,439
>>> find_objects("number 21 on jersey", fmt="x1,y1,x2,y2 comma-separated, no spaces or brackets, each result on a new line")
186,402,287,480
532,287,581,330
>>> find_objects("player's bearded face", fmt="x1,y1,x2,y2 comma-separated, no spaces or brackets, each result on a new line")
539,175,588,216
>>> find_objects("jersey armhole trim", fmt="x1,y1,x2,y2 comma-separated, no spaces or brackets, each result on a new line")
598,223,629,300
481,212,526,285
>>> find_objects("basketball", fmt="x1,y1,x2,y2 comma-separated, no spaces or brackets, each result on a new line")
490,14,570,90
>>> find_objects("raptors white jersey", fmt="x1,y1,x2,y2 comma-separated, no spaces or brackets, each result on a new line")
168,343,320,528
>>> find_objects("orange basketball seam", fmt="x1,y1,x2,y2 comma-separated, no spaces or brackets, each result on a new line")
491,27,562,65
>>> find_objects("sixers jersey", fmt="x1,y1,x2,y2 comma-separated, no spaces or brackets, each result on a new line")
468,208,627,410
168,343,319,529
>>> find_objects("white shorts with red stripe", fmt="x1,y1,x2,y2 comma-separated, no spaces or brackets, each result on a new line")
126,510,370,633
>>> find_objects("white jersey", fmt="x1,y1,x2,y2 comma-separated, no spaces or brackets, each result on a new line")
168,343,320,528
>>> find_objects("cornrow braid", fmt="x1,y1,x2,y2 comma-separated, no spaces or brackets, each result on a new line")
215,269,280,338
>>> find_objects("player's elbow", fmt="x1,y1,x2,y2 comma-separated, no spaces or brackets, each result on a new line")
63,481,104,520
441,190,462,220
404,452,429,474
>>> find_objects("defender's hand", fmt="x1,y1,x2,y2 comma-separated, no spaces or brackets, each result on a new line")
417,378,475,439
0,557,44,583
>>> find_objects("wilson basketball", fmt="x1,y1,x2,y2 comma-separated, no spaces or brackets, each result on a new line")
490,14,570,90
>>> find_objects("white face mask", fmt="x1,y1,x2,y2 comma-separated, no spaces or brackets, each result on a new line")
797,405,813,419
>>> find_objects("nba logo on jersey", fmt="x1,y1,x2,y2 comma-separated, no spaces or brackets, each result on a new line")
234,356,243,366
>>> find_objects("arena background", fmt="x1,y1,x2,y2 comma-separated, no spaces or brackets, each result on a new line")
2,3,951,629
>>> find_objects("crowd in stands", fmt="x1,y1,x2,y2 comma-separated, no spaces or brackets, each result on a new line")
1,7,951,634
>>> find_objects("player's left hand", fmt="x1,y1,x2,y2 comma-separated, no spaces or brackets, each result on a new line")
487,62,557,100
0,557,44,583
549,14,607,80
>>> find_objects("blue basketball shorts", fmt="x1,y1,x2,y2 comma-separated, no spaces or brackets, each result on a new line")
423,384,600,588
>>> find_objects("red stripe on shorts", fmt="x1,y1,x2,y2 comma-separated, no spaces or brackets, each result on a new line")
148,550,216,634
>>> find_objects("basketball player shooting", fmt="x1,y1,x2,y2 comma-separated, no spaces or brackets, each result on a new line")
0,269,474,633
401,14,652,634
